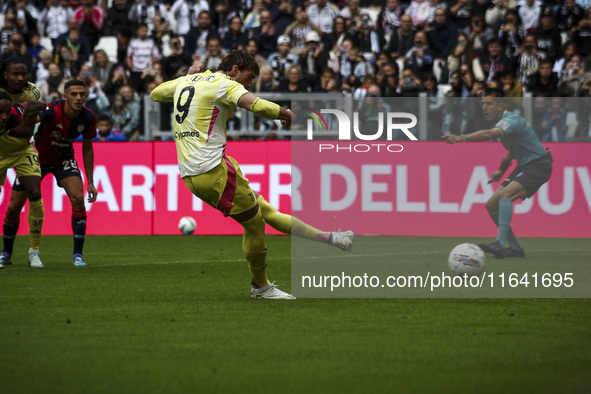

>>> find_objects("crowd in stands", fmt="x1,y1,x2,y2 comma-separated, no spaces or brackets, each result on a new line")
1,0,590,141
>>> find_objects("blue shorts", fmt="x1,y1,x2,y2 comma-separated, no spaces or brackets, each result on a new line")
13,158,81,191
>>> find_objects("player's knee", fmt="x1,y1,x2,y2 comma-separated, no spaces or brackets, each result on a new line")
485,199,498,212
27,189,42,202
69,193,85,209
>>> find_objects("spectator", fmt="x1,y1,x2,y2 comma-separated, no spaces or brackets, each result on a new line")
284,5,323,54
515,33,541,85
307,0,340,34
116,28,132,64
161,36,193,80
211,0,240,38
527,59,559,96
407,0,432,29
221,16,248,54
558,54,587,96
377,0,403,46
103,62,129,96
91,49,114,87
540,96,568,141
518,0,542,32
273,0,296,35
255,64,279,92
404,30,434,79
278,65,310,92
202,36,225,72
313,67,343,93
63,27,92,64
252,9,280,58
352,13,385,58
267,35,298,84
571,7,591,57
475,37,513,84
35,49,53,87
169,0,209,37
11,0,40,41
485,0,517,32
126,23,159,93
73,0,106,51
557,0,584,33
449,0,482,30
387,14,416,60
398,67,421,97
244,0,264,31
184,10,220,60
236,38,262,66
115,84,141,140
39,0,72,46
0,11,19,54
27,31,46,68
498,9,526,58
448,32,481,78
150,14,172,57
339,44,372,92
54,17,91,60
104,0,132,36
39,62,66,100
426,7,457,81
490,69,523,110
376,61,400,96
340,0,363,27
461,13,495,53
92,114,126,141
127,0,168,35
78,64,110,114
55,44,80,80
298,30,327,88
421,71,445,140
535,7,563,62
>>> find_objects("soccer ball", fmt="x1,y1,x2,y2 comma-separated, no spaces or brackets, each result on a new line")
448,243,486,277
178,216,197,235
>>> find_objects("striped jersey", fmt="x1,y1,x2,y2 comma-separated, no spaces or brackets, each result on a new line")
150,70,249,177
0,82,41,155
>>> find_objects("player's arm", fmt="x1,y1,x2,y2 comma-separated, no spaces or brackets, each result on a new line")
442,127,503,144
82,136,97,203
237,92,293,127
6,101,46,139
150,78,181,103
489,150,514,183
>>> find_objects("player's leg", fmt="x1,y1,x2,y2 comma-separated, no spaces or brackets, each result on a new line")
255,192,355,251
0,166,19,266
2,187,29,264
59,175,87,266
18,175,44,268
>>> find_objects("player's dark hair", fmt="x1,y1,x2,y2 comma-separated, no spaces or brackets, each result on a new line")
218,50,260,76
0,91,12,102
64,79,87,92
0,55,28,88
482,88,505,98
97,114,112,124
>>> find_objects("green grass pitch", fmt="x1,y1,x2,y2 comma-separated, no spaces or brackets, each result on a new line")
1,235,590,393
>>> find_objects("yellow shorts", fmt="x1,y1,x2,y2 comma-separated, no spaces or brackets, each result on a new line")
0,147,41,184
183,156,256,217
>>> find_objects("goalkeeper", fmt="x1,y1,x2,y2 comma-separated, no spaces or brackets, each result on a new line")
151,51,354,299
442,88,553,259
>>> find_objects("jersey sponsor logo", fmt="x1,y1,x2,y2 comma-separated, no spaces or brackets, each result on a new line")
496,120,510,130
175,131,200,139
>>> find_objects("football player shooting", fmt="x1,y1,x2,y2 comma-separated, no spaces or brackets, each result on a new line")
0,55,46,268
151,50,354,300
442,88,553,259
8,79,98,267
0,91,47,269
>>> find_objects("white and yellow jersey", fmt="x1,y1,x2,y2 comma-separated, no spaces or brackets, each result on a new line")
0,82,41,156
151,71,249,177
